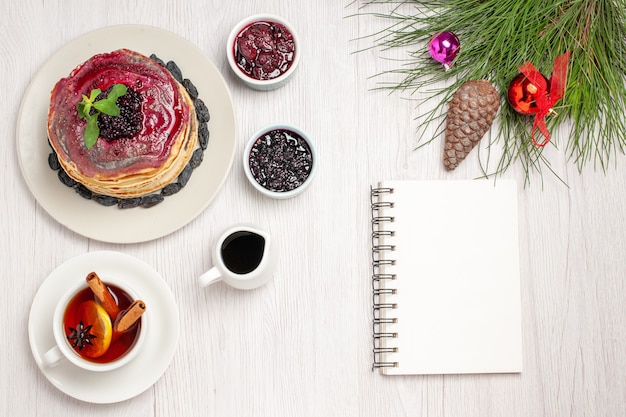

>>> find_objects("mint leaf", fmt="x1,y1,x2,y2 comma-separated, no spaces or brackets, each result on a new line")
89,89,101,102
77,101,87,118
108,84,127,100
94,100,120,116
84,116,100,149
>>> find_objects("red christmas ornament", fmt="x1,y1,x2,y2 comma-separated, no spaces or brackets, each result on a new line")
507,73,549,115
507,51,572,147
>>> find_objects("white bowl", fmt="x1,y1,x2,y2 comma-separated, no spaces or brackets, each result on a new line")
243,124,317,199
226,14,300,91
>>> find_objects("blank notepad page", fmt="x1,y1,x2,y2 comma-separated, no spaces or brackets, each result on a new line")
372,180,523,375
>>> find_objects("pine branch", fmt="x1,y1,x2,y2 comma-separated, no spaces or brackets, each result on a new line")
360,0,626,179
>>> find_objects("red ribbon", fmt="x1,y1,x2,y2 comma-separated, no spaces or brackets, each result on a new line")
518,51,571,147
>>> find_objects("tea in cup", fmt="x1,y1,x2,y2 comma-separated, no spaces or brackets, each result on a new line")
43,272,147,372
199,224,277,290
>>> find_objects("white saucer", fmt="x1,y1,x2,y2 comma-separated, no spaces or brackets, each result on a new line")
28,251,180,404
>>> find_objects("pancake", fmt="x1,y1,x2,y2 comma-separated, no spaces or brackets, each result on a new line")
47,49,198,199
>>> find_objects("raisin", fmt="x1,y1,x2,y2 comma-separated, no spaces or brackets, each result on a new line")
195,99,210,123
178,165,193,188
48,152,60,170
183,78,198,99
198,122,209,150
58,170,77,187
140,194,164,208
149,54,165,67
166,61,183,83
118,198,142,209
92,194,119,207
189,148,204,169
75,184,93,200
161,183,182,196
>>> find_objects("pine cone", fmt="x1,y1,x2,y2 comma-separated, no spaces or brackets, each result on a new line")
443,80,500,170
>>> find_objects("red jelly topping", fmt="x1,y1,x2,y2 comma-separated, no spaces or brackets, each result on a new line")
48,49,189,178
234,21,296,81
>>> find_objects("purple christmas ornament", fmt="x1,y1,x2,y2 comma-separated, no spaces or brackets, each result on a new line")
428,31,460,70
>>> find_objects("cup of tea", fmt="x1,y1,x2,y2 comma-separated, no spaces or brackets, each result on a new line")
199,224,277,290
42,273,147,372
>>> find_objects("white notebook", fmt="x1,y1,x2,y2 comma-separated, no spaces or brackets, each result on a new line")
370,180,522,375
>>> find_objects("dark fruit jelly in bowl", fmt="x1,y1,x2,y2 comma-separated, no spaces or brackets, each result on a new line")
234,21,296,81
248,128,313,192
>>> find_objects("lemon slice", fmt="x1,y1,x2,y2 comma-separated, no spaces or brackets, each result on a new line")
78,300,113,358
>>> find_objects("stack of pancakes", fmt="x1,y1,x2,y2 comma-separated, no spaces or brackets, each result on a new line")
47,49,198,199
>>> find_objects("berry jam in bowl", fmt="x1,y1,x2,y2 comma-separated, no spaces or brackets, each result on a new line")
243,124,317,199
227,14,300,90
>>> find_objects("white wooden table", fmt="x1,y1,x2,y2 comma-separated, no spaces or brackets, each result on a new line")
1,1,625,415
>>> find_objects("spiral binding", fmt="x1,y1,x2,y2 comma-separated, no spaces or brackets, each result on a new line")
370,186,398,370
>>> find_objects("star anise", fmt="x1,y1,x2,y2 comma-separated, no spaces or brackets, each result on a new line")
67,320,96,350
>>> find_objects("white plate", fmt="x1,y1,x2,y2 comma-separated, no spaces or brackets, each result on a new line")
28,251,180,404
16,25,236,243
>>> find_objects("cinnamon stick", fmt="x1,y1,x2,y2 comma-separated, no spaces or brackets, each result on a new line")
86,272,121,320
113,300,146,334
